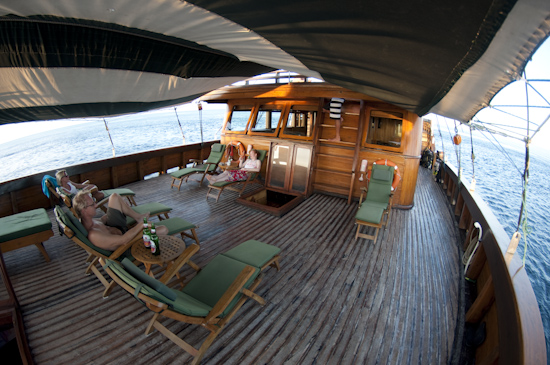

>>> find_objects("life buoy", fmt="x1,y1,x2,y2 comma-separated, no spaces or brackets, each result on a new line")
226,140,246,159
367,159,401,191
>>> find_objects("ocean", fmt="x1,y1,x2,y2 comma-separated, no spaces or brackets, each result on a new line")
1,110,549,359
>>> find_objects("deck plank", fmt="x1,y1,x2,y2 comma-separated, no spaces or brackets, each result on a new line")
2,168,463,364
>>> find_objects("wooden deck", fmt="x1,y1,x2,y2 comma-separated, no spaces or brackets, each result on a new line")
2,167,463,364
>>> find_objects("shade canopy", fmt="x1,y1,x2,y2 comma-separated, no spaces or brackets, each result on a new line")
0,0,548,124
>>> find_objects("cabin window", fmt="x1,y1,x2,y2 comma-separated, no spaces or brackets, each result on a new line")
226,105,253,133
365,110,403,148
249,104,283,135
280,105,317,140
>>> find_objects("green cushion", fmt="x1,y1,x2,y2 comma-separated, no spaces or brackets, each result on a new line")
182,255,259,317
222,240,280,268
211,143,224,153
54,206,113,257
102,188,135,198
127,202,172,226
365,180,392,205
121,258,176,300
106,259,212,317
371,167,393,183
355,203,385,224
170,166,206,179
104,259,175,303
160,217,196,236
0,208,52,242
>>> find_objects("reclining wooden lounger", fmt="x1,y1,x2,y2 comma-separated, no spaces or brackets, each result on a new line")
100,239,281,364
0,208,53,262
54,206,200,298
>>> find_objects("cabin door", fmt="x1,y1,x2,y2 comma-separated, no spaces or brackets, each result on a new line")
267,142,313,195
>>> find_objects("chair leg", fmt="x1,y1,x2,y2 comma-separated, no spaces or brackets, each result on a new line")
102,280,117,298
145,312,161,335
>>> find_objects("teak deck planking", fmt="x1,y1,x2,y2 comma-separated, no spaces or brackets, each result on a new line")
1,167,462,364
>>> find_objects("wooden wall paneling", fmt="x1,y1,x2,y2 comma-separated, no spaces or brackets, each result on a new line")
455,191,465,217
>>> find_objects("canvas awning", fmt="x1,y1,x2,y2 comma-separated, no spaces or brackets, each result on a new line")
0,0,548,124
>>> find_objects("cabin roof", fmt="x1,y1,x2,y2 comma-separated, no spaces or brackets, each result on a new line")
0,1,548,124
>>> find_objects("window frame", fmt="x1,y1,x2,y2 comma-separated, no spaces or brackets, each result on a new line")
362,107,405,152
277,101,319,141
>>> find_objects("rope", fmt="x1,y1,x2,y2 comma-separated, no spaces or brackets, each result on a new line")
469,125,476,190
103,118,116,157
198,101,204,144
174,107,186,145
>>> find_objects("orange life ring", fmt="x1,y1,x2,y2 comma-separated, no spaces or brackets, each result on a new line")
367,159,401,191
226,140,246,159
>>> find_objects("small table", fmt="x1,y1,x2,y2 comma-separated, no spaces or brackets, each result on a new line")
131,235,186,277
219,161,239,171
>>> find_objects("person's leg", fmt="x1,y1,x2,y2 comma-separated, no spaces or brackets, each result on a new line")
328,116,342,142
155,225,168,235
107,193,146,221
207,171,229,183
91,189,105,201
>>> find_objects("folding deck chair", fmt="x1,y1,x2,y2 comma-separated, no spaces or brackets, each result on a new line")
355,164,396,244
54,206,200,298
100,239,280,364
170,143,226,190
206,149,267,202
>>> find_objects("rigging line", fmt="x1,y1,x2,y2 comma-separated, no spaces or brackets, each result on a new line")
471,118,537,131
198,102,204,144
529,111,550,140
491,104,550,109
527,81,550,108
103,118,116,157
489,106,534,125
469,126,475,179
435,115,445,158
469,121,527,141
477,129,522,175
174,107,186,145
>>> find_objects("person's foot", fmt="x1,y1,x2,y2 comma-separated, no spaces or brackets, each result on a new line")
327,137,341,142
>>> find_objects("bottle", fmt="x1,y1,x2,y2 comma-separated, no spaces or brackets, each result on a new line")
142,217,151,248
150,224,160,256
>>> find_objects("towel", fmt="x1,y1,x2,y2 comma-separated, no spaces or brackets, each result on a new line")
42,175,58,198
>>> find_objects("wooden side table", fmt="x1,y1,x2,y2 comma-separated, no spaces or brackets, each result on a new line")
131,235,186,278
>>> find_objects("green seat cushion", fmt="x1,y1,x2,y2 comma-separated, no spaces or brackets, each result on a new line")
222,240,280,269
102,188,135,197
371,167,394,183
170,166,207,179
54,206,113,257
127,202,172,226
0,208,52,242
161,217,196,236
365,180,392,204
355,203,385,224
182,255,259,318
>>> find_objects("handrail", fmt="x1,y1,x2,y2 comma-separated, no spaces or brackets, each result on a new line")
442,162,545,364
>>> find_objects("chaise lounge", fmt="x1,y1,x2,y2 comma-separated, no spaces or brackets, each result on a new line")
100,239,280,364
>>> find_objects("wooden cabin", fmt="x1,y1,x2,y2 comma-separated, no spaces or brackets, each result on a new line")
201,79,424,208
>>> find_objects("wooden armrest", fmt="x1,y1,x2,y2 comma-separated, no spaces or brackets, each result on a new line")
109,232,142,260
82,180,90,185
205,265,256,323
159,244,201,283
241,287,266,305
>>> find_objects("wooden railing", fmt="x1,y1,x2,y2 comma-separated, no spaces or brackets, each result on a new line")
0,141,218,217
441,162,546,365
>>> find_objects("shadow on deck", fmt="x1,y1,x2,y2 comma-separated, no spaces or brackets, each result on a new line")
2,168,463,364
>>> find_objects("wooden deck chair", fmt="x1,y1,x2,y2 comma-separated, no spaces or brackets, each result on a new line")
54,205,139,298
355,164,396,244
170,143,226,190
206,149,267,202
100,240,279,365
45,178,137,213
54,205,199,297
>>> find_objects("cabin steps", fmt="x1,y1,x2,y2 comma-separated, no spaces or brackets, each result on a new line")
312,182,352,196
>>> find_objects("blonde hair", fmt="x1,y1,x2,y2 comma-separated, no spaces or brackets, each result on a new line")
72,190,90,218
55,169,68,186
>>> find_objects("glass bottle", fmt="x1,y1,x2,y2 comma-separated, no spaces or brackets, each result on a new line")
142,218,151,248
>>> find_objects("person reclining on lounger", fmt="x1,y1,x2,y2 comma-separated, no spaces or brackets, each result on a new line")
73,191,168,251
56,169,105,201
206,149,261,184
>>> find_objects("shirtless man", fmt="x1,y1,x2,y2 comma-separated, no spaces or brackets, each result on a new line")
73,191,168,251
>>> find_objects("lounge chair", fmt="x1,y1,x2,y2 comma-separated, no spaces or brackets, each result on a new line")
44,177,136,212
206,149,267,202
355,164,396,244
100,239,280,364
170,143,226,190
0,208,53,262
54,206,200,297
